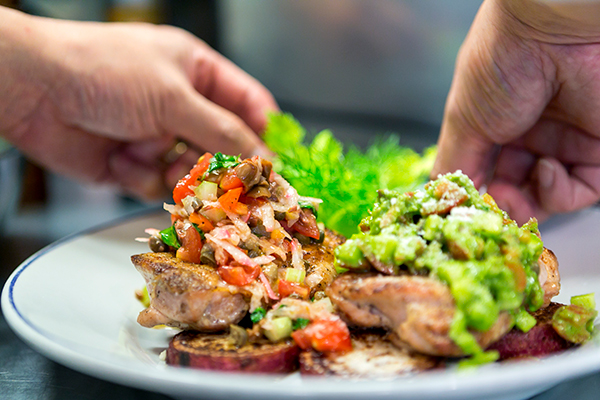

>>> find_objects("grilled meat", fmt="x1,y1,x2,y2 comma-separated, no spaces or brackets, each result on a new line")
132,252,249,331
327,273,513,357
539,248,560,307
304,229,345,295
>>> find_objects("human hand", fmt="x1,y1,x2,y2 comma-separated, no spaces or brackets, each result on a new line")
0,7,278,201
432,0,600,224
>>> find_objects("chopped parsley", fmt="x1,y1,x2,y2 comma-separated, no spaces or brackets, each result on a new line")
250,307,267,323
263,112,436,237
159,225,180,249
206,152,240,174
292,318,310,330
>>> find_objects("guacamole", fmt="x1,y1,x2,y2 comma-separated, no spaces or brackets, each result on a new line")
335,171,545,363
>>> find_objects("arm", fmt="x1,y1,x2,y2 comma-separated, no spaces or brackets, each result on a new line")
0,6,278,200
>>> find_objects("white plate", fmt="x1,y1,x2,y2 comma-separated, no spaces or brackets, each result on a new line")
3,209,600,400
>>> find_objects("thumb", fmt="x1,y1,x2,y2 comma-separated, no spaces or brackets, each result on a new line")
432,0,552,187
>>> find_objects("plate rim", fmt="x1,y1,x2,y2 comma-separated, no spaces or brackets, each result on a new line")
3,210,600,400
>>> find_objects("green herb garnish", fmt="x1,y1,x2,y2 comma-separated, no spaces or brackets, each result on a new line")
298,199,318,217
292,318,310,330
206,152,240,174
250,307,267,323
263,112,436,237
159,225,180,249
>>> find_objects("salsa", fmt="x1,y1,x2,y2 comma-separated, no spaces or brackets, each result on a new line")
335,171,546,363
144,152,352,353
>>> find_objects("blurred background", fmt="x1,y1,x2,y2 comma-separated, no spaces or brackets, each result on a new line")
0,0,484,254
6,5,600,400
0,0,484,283
0,2,480,397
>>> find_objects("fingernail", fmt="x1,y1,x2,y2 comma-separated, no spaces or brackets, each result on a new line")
538,159,555,189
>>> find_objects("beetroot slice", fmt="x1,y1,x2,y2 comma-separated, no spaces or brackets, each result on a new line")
488,302,575,360
167,330,300,373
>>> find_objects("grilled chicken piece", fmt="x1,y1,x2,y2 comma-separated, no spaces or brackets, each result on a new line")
300,330,441,377
304,229,346,295
539,248,560,307
326,274,513,357
132,252,249,331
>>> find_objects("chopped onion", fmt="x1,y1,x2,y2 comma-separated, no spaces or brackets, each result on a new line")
290,238,304,270
255,203,277,232
206,232,258,268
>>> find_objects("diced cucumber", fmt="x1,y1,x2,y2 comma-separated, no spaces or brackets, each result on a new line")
264,317,293,342
194,181,218,201
285,268,306,283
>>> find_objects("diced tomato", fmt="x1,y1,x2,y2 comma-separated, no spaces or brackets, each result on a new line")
278,279,310,300
219,170,244,191
218,187,243,213
189,212,215,233
291,319,352,353
234,202,248,215
218,263,260,286
172,152,213,205
174,221,203,264
291,208,320,240
170,214,183,225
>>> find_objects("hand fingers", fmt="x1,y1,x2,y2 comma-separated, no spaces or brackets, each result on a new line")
515,118,600,165
433,112,498,188
190,45,279,134
486,180,546,225
108,149,168,200
164,84,273,159
433,0,552,188
532,157,600,214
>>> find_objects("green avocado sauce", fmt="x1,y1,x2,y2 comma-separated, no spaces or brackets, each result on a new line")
334,171,545,365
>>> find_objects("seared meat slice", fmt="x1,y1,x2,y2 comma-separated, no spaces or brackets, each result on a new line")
300,330,441,377
539,248,560,307
304,229,346,295
326,274,512,357
132,252,249,331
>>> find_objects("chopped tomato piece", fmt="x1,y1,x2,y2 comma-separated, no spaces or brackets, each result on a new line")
189,212,215,233
234,202,248,215
173,152,213,205
278,279,310,300
291,319,352,353
218,187,243,213
220,170,244,191
218,263,260,286
291,208,320,240
174,221,203,264
170,214,183,225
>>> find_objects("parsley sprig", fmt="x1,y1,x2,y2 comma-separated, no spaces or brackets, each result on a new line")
263,112,436,237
